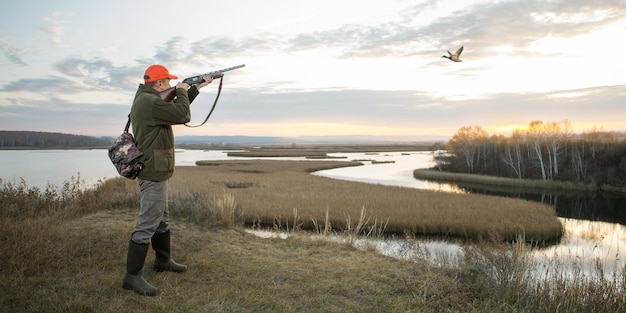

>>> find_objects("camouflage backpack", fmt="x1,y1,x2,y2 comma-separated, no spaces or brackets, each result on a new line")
108,115,144,179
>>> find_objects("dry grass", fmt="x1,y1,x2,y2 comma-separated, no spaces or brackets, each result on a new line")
414,168,596,191
2,160,624,312
226,150,330,158
176,160,563,243
0,210,426,312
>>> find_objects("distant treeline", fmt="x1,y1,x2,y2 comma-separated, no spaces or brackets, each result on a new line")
0,131,114,148
440,120,626,188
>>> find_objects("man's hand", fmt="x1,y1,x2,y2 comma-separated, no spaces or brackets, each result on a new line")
175,82,191,90
196,76,213,90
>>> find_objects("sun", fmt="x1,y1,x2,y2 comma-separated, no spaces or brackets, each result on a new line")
487,124,528,135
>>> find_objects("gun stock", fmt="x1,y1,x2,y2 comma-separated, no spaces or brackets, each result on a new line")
158,64,245,102
159,88,177,102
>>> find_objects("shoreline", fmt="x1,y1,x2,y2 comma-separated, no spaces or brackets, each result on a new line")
413,168,626,193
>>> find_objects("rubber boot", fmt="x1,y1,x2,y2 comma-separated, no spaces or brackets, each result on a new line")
122,240,158,296
151,230,187,273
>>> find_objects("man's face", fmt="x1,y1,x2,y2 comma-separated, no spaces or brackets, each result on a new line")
154,78,172,92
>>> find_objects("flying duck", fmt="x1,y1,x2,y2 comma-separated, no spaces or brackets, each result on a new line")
442,46,463,62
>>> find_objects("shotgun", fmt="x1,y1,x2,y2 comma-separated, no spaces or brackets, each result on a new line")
158,64,245,102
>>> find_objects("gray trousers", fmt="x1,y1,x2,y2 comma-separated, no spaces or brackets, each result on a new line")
131,179,170,244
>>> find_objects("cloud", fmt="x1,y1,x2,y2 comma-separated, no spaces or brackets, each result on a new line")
209,84,626,128
0,40,27,66
0,57,140,104
43,12,67,48
186,34,285,66
273,0,626,60
53,57,141,90
0,111,21,118
0,77,77,93
420,0,624,55
152,36,189,68
0,57,141,110
1,80,624,136
0,100,130,135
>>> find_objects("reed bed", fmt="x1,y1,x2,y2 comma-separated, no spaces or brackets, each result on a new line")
175,160,563,243
414,168,596,191
226,150,329,158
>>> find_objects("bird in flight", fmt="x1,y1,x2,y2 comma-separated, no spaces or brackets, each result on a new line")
442,46,463,62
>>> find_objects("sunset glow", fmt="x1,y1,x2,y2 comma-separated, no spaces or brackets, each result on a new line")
0,1,625,139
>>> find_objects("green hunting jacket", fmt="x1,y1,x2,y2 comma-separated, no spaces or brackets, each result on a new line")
130,84,199,181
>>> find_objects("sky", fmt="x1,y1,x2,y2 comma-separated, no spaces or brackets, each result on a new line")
1,0,625,141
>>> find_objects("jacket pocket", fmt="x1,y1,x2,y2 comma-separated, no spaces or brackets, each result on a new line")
153,149,174,172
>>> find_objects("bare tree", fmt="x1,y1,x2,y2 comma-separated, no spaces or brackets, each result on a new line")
543,120,570,180
449,126,488,173
571,143,587,181
527,121,548,180
501,130,525,178
433,149,447,171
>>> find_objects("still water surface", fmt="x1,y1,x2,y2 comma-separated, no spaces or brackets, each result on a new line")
1,149,624,278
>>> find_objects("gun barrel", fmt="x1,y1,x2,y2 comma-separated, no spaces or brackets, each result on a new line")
183,64,245,85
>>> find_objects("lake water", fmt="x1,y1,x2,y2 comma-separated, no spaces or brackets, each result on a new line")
1,149,624,279
0,149,120,189
0,149,244,189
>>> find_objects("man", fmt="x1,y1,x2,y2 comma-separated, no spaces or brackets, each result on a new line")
123,64,212,296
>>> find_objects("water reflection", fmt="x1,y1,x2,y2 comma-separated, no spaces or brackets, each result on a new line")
0,149,120,189
425,182,467,194
373,217,626,282
249,217,625,283
532,218,625,281
453,183,626,226
315,151,463,191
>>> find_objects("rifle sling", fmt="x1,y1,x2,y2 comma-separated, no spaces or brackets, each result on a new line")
184,76,223,128
124,114,131,132
121,77,222,133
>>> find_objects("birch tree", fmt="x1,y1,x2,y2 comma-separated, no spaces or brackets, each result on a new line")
502,130,525,178
449,126,488,173
544,120,570,180
527,120,548,180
